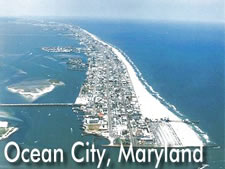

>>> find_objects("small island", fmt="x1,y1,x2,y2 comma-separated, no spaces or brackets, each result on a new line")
41,46,83,53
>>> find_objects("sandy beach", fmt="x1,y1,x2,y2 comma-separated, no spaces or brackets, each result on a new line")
7,79,65,102
82,29,205,147
0,127,18,141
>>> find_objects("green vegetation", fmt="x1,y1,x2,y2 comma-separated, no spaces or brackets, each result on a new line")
49,79,60,84
0,127,7,136
114,137,130,145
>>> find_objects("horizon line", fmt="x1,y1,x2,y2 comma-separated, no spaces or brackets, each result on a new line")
0,15,224,25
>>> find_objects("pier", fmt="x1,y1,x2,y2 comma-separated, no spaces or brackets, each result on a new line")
0,103,81,107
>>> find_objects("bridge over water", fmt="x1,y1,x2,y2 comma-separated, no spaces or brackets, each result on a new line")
0,103,81,107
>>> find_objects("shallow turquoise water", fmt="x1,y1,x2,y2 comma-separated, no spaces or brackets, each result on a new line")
0,18,224,169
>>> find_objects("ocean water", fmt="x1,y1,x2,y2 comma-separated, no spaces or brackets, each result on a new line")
0,17,224,169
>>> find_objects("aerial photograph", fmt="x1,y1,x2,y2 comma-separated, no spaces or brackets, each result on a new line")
0,0,224,169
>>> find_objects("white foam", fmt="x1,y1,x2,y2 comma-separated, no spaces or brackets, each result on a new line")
0,111,23,122
17,69,27,75
7,79,64,102
198,164,209,169
82,29,206,147
8,85,55,102
44,56,58,62
39,64,49,69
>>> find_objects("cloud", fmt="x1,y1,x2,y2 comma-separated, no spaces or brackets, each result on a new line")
0,0,224,22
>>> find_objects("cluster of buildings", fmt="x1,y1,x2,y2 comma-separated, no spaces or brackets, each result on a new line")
42,46,84,53
69,26,156,146
42,45,87,71
38,22,202,147
67,58,87,71
42,46,73,53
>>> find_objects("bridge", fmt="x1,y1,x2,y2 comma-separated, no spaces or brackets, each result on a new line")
0,103,81,107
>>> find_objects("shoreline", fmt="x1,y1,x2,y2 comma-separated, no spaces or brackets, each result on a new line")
80,28,206,147
7,79,65,102
0,127,18,141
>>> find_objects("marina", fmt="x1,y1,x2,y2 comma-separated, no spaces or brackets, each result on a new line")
0,21,209,148
0,18,223,169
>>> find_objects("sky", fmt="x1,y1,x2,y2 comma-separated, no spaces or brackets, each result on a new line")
0,0,224,23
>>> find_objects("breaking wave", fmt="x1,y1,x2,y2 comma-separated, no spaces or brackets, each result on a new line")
0,111,23,122
108,43,210,144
